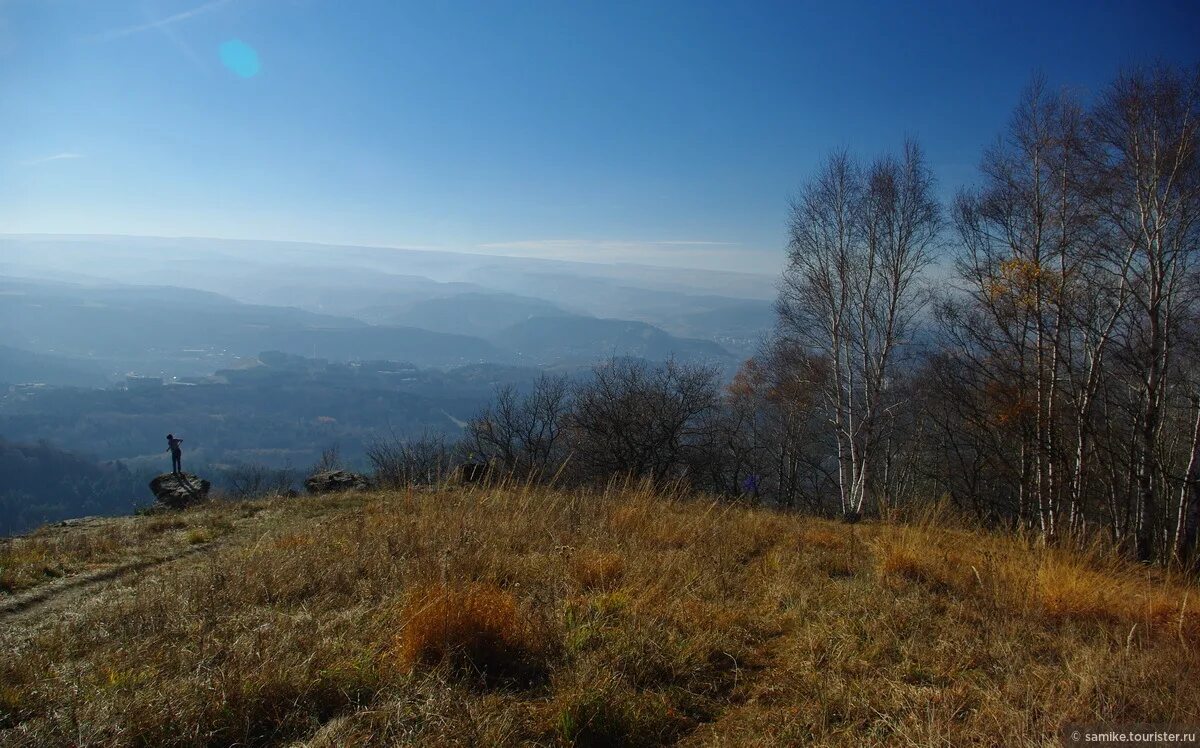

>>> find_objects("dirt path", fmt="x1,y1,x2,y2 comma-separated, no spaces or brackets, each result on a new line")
0,536,229,627
0,496,368,632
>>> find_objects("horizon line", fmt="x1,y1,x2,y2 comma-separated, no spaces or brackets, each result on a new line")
0,231,782,278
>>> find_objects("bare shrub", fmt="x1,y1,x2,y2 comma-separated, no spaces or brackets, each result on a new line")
311,444,342,474
366,431,456,487
222,463,297,499
568,358,720,485
466,374,570,480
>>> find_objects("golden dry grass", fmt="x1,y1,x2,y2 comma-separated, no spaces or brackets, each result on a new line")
570,550,625,591
0,483,1197,746
395,582,553,685
0,507,244,594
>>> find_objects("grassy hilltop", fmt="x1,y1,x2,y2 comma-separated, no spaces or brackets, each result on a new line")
1,484,1198,746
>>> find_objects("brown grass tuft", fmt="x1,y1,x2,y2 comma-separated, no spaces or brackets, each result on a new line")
876,533,974,592
183,527,214,545
1021,553,1200,641
552,672,686,747
571,550,625,591
396,582,552,685
1032,556,1128,625
799,524,848,550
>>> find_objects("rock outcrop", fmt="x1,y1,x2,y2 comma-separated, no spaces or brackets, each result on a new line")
304,470,370,495
149,472,212,509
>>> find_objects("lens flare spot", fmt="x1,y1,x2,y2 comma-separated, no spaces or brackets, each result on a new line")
219,39,260,78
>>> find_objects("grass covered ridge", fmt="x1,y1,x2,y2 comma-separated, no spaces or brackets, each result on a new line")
0,508,244,595
1,483,1197,746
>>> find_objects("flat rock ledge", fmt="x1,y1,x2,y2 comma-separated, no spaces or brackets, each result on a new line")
304,470,371,495
149,472,212,510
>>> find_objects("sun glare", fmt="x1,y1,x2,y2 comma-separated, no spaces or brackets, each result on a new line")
218,38,260,78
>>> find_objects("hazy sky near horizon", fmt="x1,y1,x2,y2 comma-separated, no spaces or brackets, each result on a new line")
2,1,1198,274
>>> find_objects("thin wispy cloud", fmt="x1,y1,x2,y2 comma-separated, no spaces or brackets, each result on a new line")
475,238,781,274
480,239,738,251
22,152,85,166
96,0,234,41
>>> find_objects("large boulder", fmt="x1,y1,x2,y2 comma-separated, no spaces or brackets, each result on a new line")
149,472,212,509
304,469,370,495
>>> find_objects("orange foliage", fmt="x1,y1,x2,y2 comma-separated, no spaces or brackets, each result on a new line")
986,256,1063,310
984,379,1035,427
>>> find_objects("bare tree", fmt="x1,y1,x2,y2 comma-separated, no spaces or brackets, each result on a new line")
727,345,838,511
778,141,940,518
568,358,720,484
690,388,765,500
366,431,457,487
466,374,570,479
918,68,1200,563
1089,66,1200,561
948,78,1100,539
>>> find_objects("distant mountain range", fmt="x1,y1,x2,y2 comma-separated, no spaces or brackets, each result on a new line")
359,292,572,336
494,316,730,365
0,234,776,382
0,276,737,382
0,277,501,374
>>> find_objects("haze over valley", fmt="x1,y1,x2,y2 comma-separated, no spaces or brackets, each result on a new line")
0,233,775,530
2,233,774,372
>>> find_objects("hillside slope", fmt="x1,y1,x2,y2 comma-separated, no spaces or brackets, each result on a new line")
1,485,1197,746
0,345,110,387
362,292,574,336
495,316,731,365
0,278,503,371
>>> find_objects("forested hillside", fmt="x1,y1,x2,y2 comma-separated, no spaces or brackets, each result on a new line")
0,439,147,534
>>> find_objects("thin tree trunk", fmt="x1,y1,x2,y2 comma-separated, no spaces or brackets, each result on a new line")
1174,396,1200,565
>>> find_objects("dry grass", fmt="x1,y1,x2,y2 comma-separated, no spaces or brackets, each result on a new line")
0,505,249,595
570,550,625,591
396,582,553,685
0,523,128,594
0,483,1197,746
872,521,1200,640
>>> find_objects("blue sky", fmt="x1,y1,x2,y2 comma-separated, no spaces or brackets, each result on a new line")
2,0,1197,273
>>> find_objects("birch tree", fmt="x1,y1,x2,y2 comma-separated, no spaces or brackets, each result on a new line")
1089,66,1200,562
948,79,1099,539
777,142,940,518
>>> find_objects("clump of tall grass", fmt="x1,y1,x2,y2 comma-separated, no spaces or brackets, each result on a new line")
570,550,625,591
396,582,554,686
870,512,1200,642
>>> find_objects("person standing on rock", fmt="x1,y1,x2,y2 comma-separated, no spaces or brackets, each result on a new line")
166,433,184,474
